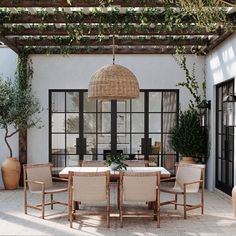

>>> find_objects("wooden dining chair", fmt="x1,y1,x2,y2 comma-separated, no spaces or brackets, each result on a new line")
160,163,205,219
68,171,110,228
23,163,68,219
119,171,161,228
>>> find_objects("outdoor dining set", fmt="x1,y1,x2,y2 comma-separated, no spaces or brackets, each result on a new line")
23,161,205,229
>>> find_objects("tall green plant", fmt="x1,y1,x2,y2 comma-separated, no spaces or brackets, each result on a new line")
0,54,41,157
170,109,207,162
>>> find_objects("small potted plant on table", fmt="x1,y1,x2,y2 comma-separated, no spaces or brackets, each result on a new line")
105,154,128,170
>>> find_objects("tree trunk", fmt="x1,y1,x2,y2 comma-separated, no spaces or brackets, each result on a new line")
19,129,27,186
4,126,13,157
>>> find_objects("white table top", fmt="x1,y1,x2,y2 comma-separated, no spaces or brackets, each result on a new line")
59,166,171,178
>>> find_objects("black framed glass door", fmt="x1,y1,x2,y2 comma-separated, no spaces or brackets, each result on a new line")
216,79,234,195
49,89,179,175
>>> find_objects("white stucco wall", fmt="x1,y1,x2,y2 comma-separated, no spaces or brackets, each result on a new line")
206,33,236,191
28,54,205,163
0,50,205,188
0,47,17,188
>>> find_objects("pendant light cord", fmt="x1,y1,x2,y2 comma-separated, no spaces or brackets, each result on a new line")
112,35,115,65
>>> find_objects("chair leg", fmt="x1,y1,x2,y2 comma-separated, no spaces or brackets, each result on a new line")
51,194,53,210
106,178,110,228
175,193,178,210
156,187,160,228
107,197,110,228
73,202,77,220
183,192,187,219
201,184,204,215
119,204,123,228
69,202,73,228
42,192,45,219
153,203,157,220
156,200,160,228
24,182,27,215
119,185,123,228
69,186,73,228
117,181,120,210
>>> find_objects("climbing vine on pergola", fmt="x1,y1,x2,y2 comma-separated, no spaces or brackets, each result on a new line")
0,0,235,55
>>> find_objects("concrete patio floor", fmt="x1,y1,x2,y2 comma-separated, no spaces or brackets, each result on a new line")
0,183,235,236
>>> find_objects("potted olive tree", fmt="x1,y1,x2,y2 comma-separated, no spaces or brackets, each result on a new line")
169,109,207,164
0,77,41,189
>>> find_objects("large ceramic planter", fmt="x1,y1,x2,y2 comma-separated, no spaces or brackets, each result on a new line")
232,186,236,218
1,157,21,190
180,156,196,164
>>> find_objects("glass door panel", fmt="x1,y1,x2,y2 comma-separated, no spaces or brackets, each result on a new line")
66,92,79,112
131,114,144,132
149,92,161,112
132,92,144,112
216,79,234,195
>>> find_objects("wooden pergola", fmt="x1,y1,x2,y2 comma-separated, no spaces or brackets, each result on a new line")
0,0,235,55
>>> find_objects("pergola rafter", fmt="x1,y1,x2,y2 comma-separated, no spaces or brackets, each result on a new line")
12,37,210,47
22,46,199,55
1,26,220,36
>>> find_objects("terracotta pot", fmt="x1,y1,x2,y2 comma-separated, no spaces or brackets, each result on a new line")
180,156,196,164
232,186,236,218
1,157,21,190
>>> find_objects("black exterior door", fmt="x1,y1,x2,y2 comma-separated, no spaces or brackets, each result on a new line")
216,79,234,195
49,89,179,175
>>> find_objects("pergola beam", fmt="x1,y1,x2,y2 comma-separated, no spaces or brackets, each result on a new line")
2,27,219,37
0,13,195,24
0,35,20,54
25,46,201,55
14,37,209,47
2,12,235,25
0,0,171,8
203,32,232,53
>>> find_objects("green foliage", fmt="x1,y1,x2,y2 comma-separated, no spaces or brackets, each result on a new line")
169,110,207,162
0,53,41,157
105,154,128,170
176,0,227,30
173,52,206,110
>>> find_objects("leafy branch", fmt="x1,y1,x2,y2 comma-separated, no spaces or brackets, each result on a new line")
173,51,205,110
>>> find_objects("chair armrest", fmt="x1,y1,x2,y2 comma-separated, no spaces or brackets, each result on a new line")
160,177,176,182
184,180,203,186
52,177,68,182
25,180,45,185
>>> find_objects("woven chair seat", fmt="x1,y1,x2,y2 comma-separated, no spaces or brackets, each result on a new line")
31,184,68,194
160,186,183,194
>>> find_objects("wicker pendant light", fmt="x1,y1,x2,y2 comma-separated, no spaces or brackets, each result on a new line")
88,37,139,100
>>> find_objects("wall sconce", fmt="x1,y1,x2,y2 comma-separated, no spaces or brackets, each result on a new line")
223,94,236,127
197,99,211,127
